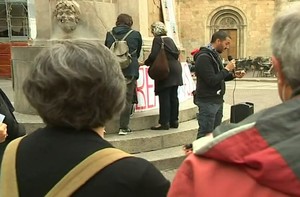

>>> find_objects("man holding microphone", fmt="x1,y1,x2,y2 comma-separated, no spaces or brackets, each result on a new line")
193,30,245,139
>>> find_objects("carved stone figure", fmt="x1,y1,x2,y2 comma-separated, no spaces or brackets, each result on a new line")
53,0,81,33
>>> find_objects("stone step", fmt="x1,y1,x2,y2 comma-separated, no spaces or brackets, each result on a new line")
14,98,231,172
14,97,198,134
134,145,185,171
106,119,198,153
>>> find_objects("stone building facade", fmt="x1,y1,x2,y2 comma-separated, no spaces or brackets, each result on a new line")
175,0,300,59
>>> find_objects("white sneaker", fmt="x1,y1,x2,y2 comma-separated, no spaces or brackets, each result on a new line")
118,128,132,135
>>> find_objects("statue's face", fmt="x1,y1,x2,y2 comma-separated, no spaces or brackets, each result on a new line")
54,2,80,33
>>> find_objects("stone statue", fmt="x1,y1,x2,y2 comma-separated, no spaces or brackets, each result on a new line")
53,0,81,33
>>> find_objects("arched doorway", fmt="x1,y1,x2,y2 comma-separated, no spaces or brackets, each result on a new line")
207,6,247,60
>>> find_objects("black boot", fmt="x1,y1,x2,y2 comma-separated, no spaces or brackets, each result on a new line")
151,124,169,130
170,121,179,128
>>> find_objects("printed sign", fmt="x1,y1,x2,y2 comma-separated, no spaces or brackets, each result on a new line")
136,62,195,112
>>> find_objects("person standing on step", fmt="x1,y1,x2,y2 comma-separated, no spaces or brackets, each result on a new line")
0,41,170,197
193,30,245,139
144,22,183,130
105,13,143,135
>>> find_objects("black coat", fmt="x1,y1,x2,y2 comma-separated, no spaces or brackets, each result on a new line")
0,89,26,163
105,25,142,79
15,126,170,197
144,36,183,94
194,47,234,103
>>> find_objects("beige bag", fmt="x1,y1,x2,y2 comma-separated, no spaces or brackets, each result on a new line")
0,137,131,197
109,30,134,69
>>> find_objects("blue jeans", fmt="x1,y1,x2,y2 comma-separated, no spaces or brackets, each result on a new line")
195,100,223,139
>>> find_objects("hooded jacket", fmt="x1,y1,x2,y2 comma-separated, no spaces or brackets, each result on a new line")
168,96,300,197
194,47,234,103
105,25,142,79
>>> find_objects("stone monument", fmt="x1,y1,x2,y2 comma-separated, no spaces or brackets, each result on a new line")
12,0,152,115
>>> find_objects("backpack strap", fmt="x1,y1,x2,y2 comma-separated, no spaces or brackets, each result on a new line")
0,137,132,197
109,30,136,55
121,29,134,41
109,30,134,41
196,53,222,72
46,148,132,197
0,136,25,197
109,31,117,41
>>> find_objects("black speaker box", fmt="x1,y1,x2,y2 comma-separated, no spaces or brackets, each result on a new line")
230,102,254,123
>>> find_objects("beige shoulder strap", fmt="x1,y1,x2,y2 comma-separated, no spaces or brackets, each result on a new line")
46,148,132,197
0,140,131,197
0,137,25,197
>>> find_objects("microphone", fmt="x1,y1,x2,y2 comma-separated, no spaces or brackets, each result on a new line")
228,55,235,73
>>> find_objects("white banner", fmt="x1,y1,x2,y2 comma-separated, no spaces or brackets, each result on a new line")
136,62,195,112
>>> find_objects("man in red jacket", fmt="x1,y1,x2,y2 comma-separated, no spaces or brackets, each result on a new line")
168,5,300,197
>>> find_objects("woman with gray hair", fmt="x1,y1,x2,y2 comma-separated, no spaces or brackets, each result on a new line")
0,41,170,196
144,21,183,130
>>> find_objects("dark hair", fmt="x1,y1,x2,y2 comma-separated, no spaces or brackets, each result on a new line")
23,41,126,130
211,30,230,43
116,13,133,27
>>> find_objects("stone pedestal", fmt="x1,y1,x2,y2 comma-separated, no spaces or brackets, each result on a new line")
12,46,45,114
11,0,165,114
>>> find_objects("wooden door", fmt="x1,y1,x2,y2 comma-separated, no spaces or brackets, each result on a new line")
220,29,237,60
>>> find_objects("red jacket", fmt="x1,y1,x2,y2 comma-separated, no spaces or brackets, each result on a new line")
169,97,300,197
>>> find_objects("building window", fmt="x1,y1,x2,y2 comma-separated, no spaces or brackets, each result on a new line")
0,3,8,37
0,0,29,40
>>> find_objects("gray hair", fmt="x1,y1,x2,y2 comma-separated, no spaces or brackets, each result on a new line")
151,21,167,36
23,41,126,130
271,5,300,89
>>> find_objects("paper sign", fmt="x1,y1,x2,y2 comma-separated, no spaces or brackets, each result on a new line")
0,114,5,123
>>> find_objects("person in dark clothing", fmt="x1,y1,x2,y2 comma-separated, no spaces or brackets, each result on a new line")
194,30,245,139
0,89,26,164
144,21,183,130
0,41,170,197
105,13,143,135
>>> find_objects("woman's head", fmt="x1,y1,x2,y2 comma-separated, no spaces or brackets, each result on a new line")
151,21,167,36
23,41,126,130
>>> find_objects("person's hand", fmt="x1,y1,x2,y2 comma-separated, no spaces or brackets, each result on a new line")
183,144,193,156
235,70,246,78
225,60,235,72
0,123,8,143
138,61,144,66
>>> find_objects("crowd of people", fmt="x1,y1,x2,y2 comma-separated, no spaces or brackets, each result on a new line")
1,4,300,196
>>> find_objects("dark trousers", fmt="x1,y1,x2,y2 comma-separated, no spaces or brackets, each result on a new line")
119,79,136,129
157,86,179,125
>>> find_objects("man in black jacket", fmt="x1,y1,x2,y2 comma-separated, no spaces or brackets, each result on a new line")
194,30,245,139
105,14,143,135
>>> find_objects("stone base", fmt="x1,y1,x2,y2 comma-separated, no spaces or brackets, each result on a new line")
12,46,46,114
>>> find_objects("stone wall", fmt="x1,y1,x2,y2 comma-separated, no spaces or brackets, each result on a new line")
176,0,277,59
